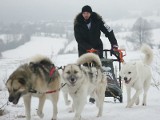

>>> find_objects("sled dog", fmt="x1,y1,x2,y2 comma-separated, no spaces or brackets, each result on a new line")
120,44,153,108
6,55,61,120
62,53,107,120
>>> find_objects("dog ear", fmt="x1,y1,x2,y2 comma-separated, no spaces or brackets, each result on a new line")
29,62,38,72
78,64,81,68
78,64,84,70
29,62,34,67
18,78,26,85
62,66,65,71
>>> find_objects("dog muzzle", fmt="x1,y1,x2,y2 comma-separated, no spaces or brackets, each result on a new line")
124,77,131,84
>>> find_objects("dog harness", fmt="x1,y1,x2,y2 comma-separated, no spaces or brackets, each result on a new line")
29,83,66,94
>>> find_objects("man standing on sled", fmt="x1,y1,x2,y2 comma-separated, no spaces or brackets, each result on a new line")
74,5,119,103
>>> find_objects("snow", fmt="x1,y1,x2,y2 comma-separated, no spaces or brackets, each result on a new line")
0,24,160,120
2,36,67,58
152,29,160,44
0,37,160,120
64,41,78,53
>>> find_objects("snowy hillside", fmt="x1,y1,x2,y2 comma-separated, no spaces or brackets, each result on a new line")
2,36,67,58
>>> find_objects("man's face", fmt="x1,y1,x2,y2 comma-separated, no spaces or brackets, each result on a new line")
82,12,91,20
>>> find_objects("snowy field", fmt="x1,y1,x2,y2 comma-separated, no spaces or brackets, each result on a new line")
0,36,160,120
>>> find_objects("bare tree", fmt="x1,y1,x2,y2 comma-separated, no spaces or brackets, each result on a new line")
127,17,153,49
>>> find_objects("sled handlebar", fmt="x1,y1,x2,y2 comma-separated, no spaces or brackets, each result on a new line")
103,49,126,63
86,48,126,63
87,49,98,53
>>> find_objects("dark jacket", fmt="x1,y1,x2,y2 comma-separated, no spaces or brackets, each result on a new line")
74,12,118,58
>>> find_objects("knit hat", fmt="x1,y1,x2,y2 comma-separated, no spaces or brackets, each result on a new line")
82,5,92,13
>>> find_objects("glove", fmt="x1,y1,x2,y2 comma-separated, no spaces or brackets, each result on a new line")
111,45,118,56
87,48,97,53
112,45,118,50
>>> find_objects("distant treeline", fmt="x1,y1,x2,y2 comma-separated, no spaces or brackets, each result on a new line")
0,21,74,57
0,21,72,35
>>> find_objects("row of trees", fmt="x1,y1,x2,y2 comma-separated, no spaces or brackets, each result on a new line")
0,21,69,36
0,21,73,57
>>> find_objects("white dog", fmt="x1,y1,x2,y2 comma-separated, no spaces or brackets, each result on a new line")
120,44,153,108
62,53,107,120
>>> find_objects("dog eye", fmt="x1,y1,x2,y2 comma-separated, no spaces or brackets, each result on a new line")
18,78,26,85
13,88,17,92
74,71,78,74
66,71,70,74
128,72,131,74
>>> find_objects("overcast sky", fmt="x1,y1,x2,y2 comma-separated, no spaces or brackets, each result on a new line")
0,0,159,23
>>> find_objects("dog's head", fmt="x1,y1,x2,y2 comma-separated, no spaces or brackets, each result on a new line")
6,64,31,104
120,62,137,85
62,64,83,86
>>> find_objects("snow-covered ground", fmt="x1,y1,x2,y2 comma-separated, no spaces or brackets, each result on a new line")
0,34,160,120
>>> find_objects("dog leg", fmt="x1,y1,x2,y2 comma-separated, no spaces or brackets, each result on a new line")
135,97,139,105
73,95,86,120
142,80,151,106
73,100,85,120
63,92,71,106
96,94,105,117
51,93,59,120
68,103,74,113
142,92,147,106
37,95,45,118
23,94,31,120
96,83,106,117
127,89,142,108
126,87,131,107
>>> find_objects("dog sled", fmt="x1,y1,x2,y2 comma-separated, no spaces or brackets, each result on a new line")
101,49,126,103
87,48,126,103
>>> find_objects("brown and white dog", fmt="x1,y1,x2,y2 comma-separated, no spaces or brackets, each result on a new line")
6,55,61,120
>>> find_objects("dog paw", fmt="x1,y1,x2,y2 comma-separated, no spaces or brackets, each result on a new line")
96,110,102,117
142,103,146,106
73,116,81,120
126,105,130,108
97,113,102,117
126,104,132,108
135,101,139,105
26,116,31,120
126,101,135,108
37,111,44,118
51,116,57,120
51,118,57,120
68,107,74,113
135,99,139,105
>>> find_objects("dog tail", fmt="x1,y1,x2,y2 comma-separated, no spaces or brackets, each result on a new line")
30,54,52,64
141,44,153,65
77,53,102,67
